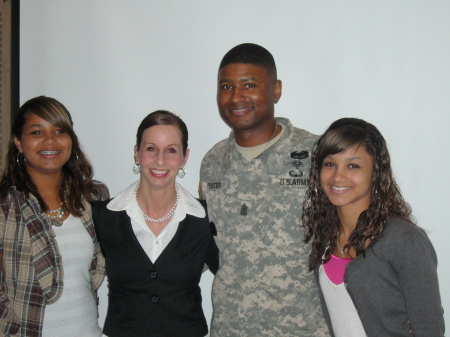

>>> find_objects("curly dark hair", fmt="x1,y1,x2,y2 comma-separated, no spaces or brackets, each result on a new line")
302,118,413,271
0,96,101,216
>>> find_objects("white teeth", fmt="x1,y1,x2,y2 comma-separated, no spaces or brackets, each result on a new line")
40,151,59,155
232,107,250,112
332,186,351,191
151,169,168,174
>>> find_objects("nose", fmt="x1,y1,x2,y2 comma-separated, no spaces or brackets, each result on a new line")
43,133,56,144
231,87,245,103
157,151,165,166
331,166,346,182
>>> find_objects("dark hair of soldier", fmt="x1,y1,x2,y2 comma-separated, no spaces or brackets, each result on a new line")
219,43,278,80
136,110,189,156
301,117,414,271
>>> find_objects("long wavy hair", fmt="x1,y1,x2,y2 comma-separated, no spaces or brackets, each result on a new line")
302,118,413,271
0,96,100,216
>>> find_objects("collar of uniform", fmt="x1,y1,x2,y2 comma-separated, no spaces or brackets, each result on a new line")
224,117,295,174
265,117,297,174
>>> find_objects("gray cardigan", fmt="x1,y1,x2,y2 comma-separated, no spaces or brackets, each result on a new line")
315,218,445,337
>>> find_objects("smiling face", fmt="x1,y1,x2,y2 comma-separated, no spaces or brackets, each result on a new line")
217,63,282,133
135,125,189,191
320,145,374,215
14,112,72,177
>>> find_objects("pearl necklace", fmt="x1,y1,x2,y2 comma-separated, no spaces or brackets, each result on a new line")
46,204,66,227
135,185,179,222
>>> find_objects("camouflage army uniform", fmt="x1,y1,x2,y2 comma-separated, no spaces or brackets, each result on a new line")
200,118,330,337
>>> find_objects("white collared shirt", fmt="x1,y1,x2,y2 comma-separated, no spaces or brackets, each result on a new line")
107,181,206,263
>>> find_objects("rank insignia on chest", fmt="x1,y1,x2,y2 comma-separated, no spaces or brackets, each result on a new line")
240,203,248,216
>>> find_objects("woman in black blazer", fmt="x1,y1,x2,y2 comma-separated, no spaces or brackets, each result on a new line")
93,110,218,337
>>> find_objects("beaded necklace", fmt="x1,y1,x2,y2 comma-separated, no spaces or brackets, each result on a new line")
135,185,179,222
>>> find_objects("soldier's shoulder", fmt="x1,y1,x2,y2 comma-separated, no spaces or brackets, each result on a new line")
292,126,318,140
202,138,229,163
281,126,318,152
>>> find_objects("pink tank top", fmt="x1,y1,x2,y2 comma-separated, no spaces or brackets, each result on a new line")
323,255,353,285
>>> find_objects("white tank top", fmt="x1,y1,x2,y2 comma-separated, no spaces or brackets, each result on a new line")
42,215,102,337
319,264,366,337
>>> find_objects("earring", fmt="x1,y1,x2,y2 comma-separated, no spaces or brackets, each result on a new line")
133,163,141,174
16,153,26,170
178,167,186,178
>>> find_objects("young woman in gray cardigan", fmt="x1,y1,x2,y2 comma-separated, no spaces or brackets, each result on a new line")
302,118,444,337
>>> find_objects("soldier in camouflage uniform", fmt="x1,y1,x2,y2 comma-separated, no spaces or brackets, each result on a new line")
200,43,330,336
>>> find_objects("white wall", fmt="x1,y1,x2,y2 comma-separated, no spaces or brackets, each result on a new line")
21,0,449,329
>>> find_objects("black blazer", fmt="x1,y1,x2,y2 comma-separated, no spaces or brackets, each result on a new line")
92,199,219,337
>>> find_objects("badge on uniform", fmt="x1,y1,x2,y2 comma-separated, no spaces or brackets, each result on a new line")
240,203,248,216
289,151,309,177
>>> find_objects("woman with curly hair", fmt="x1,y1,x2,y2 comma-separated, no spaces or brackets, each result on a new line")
302,118,444,336
0,96,109,336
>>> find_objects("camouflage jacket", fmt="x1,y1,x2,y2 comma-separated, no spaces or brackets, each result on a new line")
200,118,330,337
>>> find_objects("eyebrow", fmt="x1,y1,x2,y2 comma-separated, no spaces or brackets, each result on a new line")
325,154,362,161
143,142,181,147
26,124,43,128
